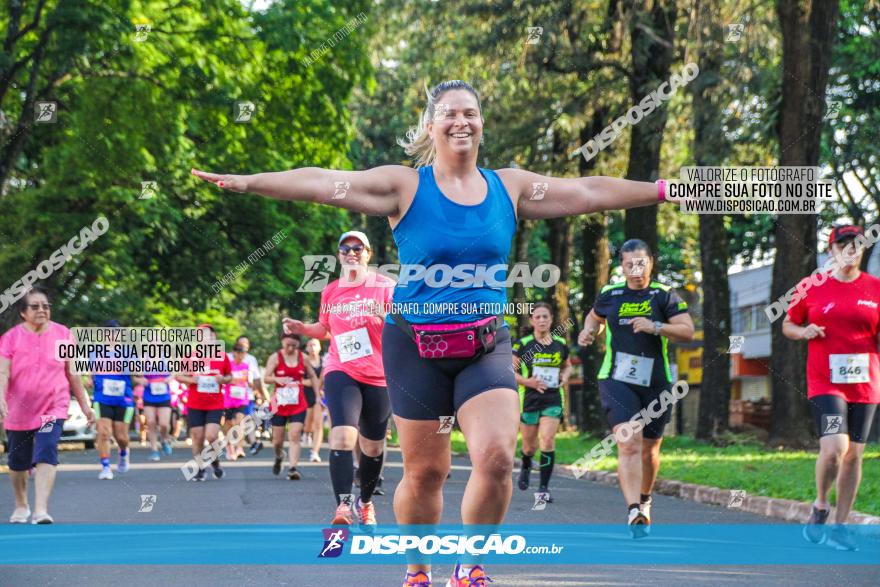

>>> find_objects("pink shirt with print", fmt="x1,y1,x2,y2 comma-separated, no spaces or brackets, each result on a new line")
319,274,394,387
0,321,73,431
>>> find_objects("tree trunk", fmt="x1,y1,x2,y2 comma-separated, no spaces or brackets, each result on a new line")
690,0,732,441
770,0,840,446
575,111,610,434
621,0,677,253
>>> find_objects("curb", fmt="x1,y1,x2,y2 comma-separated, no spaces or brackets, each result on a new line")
558,465,880,525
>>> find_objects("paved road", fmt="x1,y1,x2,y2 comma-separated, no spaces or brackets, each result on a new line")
1,443,877,586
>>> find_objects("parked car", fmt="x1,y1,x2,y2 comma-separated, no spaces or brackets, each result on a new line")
61,396,95,449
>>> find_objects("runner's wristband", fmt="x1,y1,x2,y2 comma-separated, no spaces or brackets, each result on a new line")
656,179,667,202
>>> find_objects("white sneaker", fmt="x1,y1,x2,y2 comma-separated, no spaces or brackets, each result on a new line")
640,498,652,523
99,466,114,480
9,507,31,523
310,451,322,463
117,453,130,473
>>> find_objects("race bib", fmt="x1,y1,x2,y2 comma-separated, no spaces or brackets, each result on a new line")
229,385,247,400
103,379,126,397
197,376,220,393
149,382,167,396
612,352,654,387
532,365,560,388
277,384,300,406
829,354,870,384
335,328,373,363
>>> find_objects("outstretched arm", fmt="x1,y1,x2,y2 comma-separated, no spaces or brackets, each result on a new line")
496,169,663,220
191,165,410,217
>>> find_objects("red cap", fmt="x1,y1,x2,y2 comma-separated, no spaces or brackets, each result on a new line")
828,225,863,246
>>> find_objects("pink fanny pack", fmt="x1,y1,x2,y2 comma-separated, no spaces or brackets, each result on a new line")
391,313,503,359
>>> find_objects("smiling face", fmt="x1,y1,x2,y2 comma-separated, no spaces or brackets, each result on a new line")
338,236,371,268
427,89,483,162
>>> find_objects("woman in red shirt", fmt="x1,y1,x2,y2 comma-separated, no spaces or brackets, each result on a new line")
784,225,880,551
263,333,319,480
174,324,232,482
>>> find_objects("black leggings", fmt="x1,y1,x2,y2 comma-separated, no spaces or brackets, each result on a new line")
323,371,391,441
810,395,878,442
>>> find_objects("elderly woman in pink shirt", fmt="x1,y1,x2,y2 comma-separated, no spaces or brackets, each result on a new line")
0,287,94,524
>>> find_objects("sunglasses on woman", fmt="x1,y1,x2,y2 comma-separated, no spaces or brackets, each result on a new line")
28,303,52,311
338,244,366,255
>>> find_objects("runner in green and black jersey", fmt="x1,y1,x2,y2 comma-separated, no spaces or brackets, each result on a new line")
513,302,571,503
579,239,694,536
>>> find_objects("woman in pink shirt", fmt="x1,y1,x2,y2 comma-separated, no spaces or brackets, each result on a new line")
0,287,95,524
283,231,394,527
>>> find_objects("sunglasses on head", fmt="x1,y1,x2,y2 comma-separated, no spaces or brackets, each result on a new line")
338,244,366,255
28,303,51,311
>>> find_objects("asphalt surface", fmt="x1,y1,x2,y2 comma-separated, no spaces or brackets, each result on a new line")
0,441,877,586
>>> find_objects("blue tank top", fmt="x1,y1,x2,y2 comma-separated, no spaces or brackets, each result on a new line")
388,165,517,324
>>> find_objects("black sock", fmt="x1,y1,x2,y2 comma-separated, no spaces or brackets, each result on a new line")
359,452,385,503
640,493,652,504
539,450,555,488
329,450,354,504
521,451,533,470
628,503,641,512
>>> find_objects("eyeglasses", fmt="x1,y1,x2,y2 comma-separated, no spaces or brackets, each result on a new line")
27,303,52,311
338,244,366,255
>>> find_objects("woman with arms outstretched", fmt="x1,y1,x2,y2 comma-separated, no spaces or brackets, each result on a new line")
193,79,669,587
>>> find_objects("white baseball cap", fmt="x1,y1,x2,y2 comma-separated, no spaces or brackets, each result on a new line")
338,231,371,249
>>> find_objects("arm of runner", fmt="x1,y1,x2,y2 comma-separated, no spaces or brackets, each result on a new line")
174,373,197,385
632,313,695,342
781,316,825,340
578,310,605,346
262,354,279,385
511,355,546,391
67,361,95,426
0,357,9,421
497,169,662,220
132,374,147,386
282,318,329,340
191,166,406,217
559,358,572,388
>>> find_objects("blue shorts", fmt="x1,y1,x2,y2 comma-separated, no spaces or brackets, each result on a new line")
381,322,517,421
6,420,65,471
244,401,255,416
